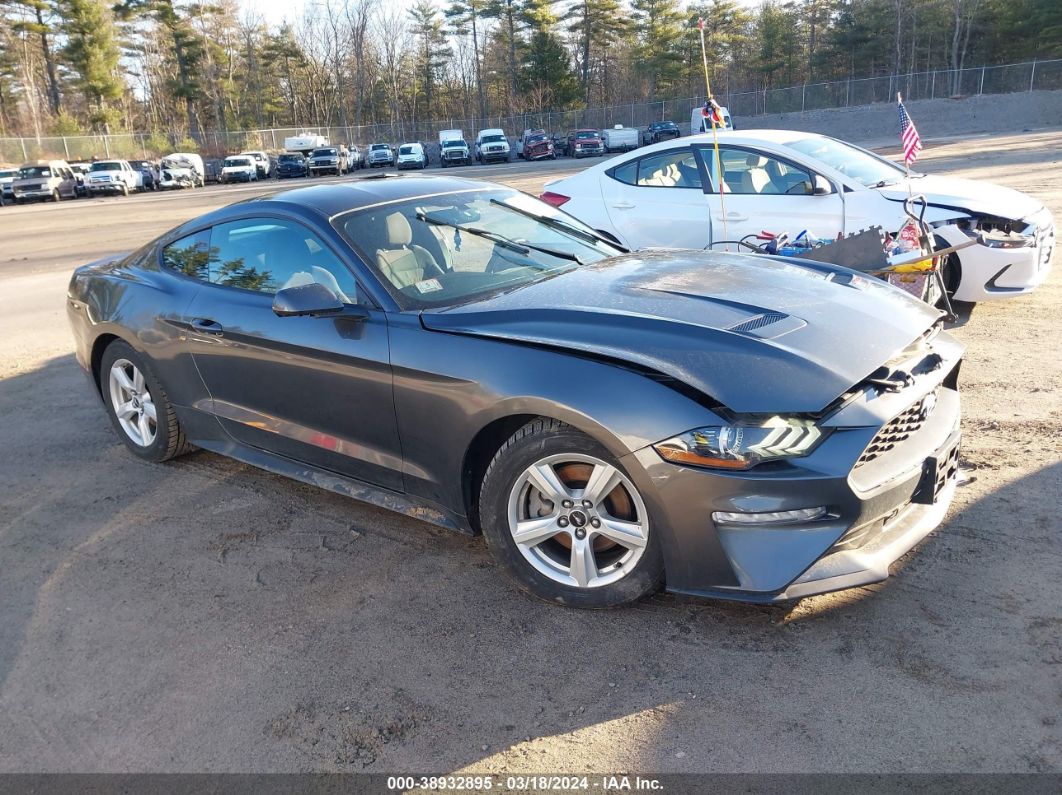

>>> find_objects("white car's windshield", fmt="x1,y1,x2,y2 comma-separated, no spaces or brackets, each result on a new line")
400,146,416,155
91,162,122,171
225,158,252,167
333,189,622,309
371,144,389,151
481,135,505,143
313,148,337,157
19,166,51,178
788,136,906,187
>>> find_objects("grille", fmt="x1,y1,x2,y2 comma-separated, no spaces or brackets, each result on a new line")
855,392,937,469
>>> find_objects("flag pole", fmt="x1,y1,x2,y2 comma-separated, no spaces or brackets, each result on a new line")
698,19,729,250
898,92,913,201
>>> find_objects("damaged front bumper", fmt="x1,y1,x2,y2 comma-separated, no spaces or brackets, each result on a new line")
622,328,965,603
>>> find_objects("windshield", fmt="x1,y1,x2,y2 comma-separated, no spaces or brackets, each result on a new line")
312,148,337,157
399,146,416,155
788,136,906,187
481,134,505,143
333,188,622,310
0,169,16,179
225,158,252,167
91,162,121,171
528,135,547,143
575,131,598,139
278,154,302,163
371,144,389,151
19,166,51,178
442,140,465,148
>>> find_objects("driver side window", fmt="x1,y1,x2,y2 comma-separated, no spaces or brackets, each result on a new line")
712,148,814,195
206,218,361,303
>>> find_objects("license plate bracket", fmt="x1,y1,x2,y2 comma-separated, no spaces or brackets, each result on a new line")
914,432,961,505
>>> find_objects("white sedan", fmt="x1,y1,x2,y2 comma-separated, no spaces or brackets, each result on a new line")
541,130,1055,302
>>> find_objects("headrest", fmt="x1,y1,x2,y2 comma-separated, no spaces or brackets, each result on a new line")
746,154,769,168
384,212,412,246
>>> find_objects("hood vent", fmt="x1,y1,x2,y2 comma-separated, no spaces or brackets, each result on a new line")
728,312,786,333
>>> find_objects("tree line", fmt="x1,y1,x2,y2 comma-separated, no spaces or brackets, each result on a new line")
1,0,1060,142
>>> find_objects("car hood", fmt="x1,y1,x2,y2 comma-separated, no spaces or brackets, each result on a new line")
421,250,943,414
877,174,1044,221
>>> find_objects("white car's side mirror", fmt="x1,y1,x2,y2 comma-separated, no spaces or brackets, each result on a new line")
813,175,834,195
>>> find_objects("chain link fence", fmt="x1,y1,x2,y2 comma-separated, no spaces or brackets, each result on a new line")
2,58,1060,165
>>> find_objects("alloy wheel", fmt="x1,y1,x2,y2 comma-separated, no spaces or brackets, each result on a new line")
507,453,649,589
108,358,157,447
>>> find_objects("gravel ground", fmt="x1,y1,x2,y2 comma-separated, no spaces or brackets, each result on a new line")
0,130,1058,774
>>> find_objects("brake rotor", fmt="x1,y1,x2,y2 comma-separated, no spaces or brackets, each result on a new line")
540,462,633,551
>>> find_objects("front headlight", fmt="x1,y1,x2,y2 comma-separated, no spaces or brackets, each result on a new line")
653,418,827,470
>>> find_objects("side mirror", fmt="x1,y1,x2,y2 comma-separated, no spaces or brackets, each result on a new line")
813,174,833,195
272,282,344,317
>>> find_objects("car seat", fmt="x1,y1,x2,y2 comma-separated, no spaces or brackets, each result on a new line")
375,212,444,289
740,154,772,194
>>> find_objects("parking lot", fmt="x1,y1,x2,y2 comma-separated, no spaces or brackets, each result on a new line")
0,129,1059,773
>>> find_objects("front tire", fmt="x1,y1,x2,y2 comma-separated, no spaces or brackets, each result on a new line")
100,340,193,463
478,418,663,608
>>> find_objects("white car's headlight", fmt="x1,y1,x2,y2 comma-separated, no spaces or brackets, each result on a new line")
654,418,827,470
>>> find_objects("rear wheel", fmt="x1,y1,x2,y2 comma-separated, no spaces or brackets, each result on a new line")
100,340,192,462
478,418,663,608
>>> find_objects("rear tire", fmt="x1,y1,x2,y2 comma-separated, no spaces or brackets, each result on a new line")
100,340,193,463
478,418,664,608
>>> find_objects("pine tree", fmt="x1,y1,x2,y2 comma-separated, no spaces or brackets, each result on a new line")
630,0,685,99
563,0,628,105
519,0,578,109
61,0,124,130
409,0,452,117
445,0,488,119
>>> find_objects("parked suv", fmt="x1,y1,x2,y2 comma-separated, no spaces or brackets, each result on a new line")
275,153,309,179
86,160,139,195
12,160,79,202
396,142,428,170
642,120,681,145
568,129,605,158
475,129,510,164
367,143,395,168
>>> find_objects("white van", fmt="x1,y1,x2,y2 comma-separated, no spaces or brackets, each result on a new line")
396,142,428,170
691,105,734,133
475,129,510,164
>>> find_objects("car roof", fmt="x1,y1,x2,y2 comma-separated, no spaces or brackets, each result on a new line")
180,175,502,228
685,129,823,145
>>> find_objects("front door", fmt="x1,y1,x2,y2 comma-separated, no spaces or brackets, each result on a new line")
601,146,714,250
182,215,404,490
694,144,845,249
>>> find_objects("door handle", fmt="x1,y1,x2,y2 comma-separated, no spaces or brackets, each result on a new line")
715,212,749,221
191,318,224,335
611,201,635,210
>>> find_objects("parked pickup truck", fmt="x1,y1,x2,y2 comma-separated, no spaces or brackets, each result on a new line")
601,125,639,153
87,160,140,195
438,129,472,167
568,129,605,158
308,146,348,176
367,143,396,168
517,129,556,161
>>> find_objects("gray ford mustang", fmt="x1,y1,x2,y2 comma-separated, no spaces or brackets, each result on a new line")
67,175,964,607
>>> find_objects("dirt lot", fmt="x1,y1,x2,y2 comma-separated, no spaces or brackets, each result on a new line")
0,131,1059,774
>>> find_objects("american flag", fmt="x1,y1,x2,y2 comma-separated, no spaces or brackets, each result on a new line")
898,99,923,166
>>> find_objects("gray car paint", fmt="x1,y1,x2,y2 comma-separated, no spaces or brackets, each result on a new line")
65,177,964,601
